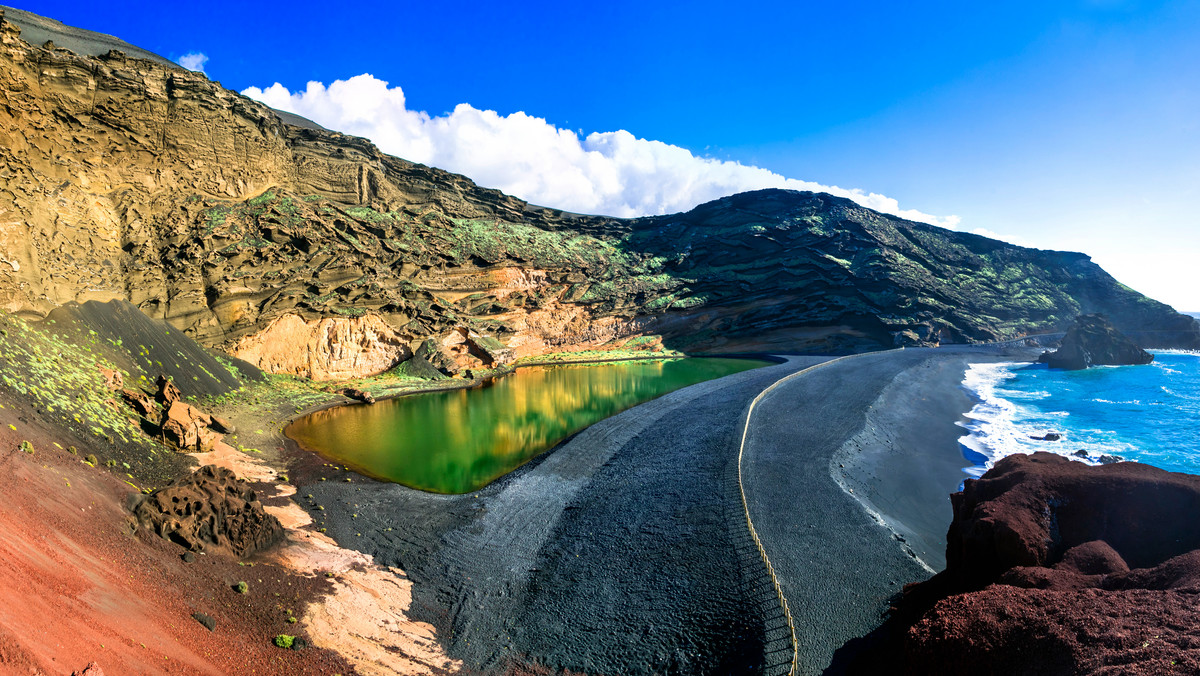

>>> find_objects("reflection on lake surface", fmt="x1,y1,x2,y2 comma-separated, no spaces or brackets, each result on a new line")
286,357,771,493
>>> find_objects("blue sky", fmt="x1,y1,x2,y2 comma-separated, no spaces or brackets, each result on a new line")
16,0,1200,309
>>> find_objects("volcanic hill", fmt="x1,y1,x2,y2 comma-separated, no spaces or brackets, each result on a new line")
0,5,1196,380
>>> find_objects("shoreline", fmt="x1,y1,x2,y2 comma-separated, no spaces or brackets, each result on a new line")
280,352,782,491
205,344,1042,673
830,347,1041,571
740,345,1043,673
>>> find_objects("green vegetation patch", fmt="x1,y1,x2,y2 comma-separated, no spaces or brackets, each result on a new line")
0,313,148,450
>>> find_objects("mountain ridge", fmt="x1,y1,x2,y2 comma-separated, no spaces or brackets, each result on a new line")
0,6,1195,379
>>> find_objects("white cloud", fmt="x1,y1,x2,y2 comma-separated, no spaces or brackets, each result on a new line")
179,52,208,74
243,74,960,226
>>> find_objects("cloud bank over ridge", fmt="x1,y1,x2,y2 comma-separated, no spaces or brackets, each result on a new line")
244,74,959,226
178,52,208,74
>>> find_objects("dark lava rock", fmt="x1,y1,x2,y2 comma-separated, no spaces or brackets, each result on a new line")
1030,432,1061,441
208,415,236,434
131,465,283,559
1038,313,1153,370
181,551,195,563
155,374,182,406
191,612,215,631
339,387,376,404
874,452,1200,675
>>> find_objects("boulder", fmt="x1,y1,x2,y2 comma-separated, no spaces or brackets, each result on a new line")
98,367,122,390
415,337,462,375
160,400,218,450
881,453,1200,675
465,331,515,367
155,374,182,406
119,388,158,418
131,465,283,559
1037,314,1153,370
192,612,216,631
339,388,376,404
208,415,236,434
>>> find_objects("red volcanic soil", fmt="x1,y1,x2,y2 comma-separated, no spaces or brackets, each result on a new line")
865,452,1200,675
0,394,353,675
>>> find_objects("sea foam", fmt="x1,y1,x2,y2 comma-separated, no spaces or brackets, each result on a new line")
958,351,1200,477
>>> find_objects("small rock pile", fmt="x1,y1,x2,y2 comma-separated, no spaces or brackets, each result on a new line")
115,374,235,452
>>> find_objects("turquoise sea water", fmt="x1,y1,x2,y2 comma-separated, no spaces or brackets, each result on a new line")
960,351,1200,477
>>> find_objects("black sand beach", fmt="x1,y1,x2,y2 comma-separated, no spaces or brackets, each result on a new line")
293,346,1038,674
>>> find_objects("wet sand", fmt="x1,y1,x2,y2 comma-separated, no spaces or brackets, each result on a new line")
743,346,1039,674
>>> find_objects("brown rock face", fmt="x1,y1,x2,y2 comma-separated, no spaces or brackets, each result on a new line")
888,453,1200,675
230,313,413,379
131,465,283,559
119,388,157,418
161,400,220,451
154,375,182,407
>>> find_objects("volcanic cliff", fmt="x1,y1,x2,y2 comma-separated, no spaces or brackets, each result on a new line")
0,6,1196,379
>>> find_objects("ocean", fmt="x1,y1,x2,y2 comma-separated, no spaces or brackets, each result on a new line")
959,351,1200,477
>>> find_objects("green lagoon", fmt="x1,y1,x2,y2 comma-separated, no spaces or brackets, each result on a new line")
286,357,772,493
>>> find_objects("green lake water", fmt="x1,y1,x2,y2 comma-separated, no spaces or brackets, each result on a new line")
286,357,772,493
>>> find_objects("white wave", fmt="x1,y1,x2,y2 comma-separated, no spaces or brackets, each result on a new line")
1008,389,1052,400
958,362,1115,474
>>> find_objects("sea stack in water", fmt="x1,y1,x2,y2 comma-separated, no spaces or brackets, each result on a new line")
1038,313,1153,370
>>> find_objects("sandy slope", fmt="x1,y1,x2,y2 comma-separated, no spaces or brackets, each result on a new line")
0,392,354,675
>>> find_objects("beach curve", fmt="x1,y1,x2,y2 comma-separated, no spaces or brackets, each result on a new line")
741,345,1040,674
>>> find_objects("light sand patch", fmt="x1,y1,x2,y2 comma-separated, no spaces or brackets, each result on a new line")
188,441,460,674
302,566,460,676
190,440,278,483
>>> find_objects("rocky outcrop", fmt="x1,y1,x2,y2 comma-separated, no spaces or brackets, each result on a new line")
339,388,376,404
230,313,412,379
1,6,1197,376
1038,314,1154,370
131,465,283,559
882,452,1200,675
161,400,223,451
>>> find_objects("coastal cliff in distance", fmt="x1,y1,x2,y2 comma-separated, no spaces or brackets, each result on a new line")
1,6,1196,379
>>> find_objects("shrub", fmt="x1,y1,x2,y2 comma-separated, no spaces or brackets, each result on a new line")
273,634,295,648
234,581,249,594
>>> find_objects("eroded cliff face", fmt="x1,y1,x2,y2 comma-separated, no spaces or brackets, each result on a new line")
0,9,639,377
1,7,1196,380
230,314,413,380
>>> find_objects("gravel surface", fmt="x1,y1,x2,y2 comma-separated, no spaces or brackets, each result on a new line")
742,346,1036,674
300,356,826,674
298,346,1037,674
